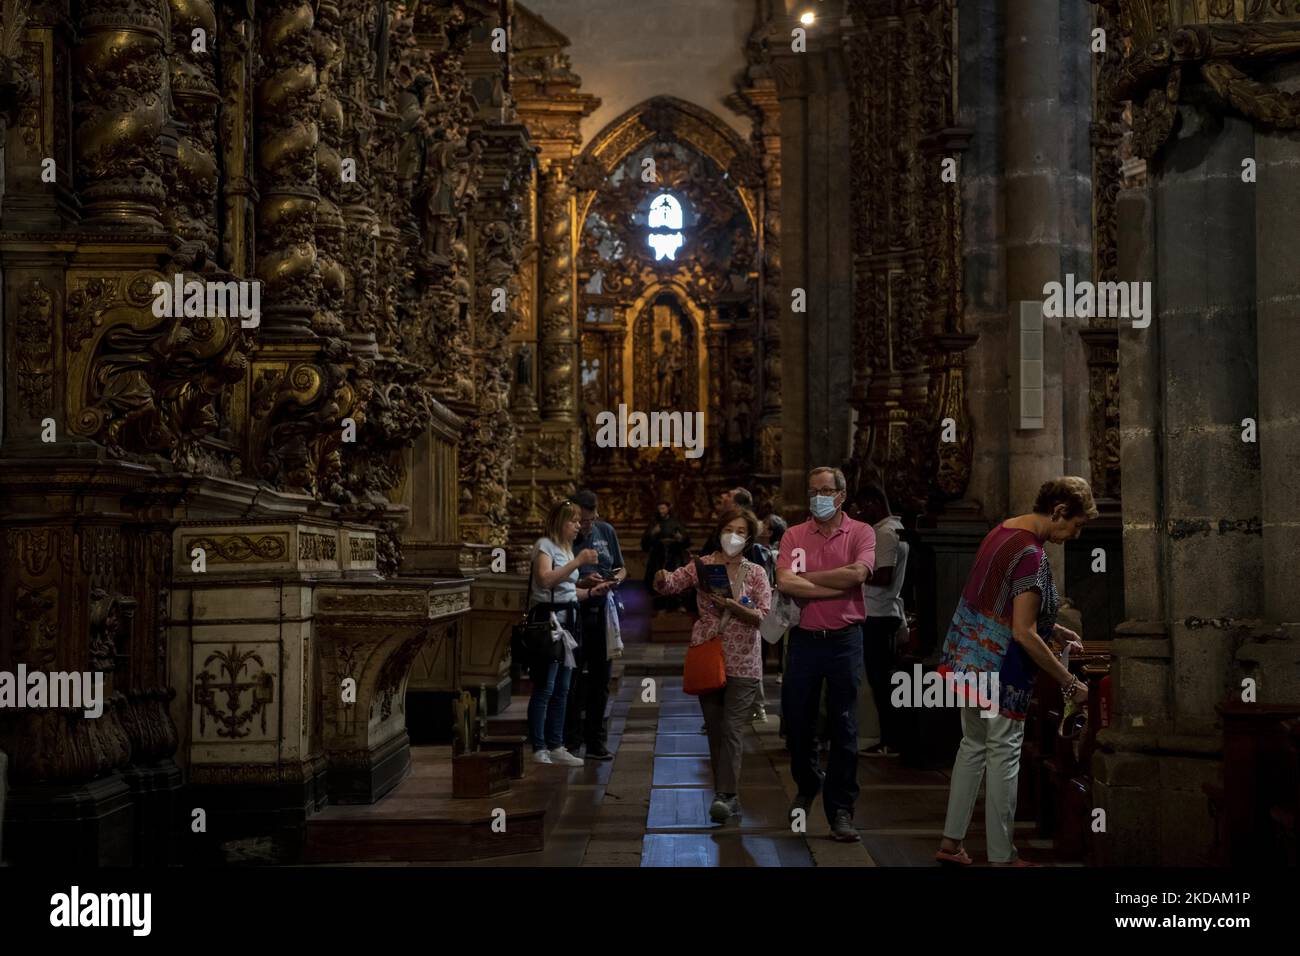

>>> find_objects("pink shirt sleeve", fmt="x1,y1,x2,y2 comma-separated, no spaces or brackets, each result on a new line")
775,525,800,572
854,523,877,576
658,560,698,595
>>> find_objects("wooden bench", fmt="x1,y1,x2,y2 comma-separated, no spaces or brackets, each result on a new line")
1205,703,1300,866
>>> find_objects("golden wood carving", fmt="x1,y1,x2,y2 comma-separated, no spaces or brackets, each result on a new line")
15,278,53,416
165,0,220,252
846,0,972,513
73,0,168,230
184,533,290,563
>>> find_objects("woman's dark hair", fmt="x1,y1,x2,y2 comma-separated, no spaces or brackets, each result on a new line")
712,508,758,549
1032,476,1099,520
766,513,788,547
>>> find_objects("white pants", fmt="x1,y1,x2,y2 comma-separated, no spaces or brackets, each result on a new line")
942,706,1025,863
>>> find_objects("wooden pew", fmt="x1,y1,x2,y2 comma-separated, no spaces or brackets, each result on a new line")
1205,702,1300,866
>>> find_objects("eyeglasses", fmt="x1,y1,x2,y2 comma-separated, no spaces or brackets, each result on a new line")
808,487,839,496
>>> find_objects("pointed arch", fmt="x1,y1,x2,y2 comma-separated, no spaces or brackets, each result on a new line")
573,95,763,233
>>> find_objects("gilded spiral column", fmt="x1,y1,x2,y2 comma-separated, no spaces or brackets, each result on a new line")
73,0,168,230
165,0,220,252
538,162,576,422
255,0,320,334
312,0,347,337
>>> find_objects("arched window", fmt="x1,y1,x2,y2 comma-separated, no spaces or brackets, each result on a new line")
646,193,685,261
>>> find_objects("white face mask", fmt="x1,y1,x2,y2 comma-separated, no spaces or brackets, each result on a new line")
721,532,746,557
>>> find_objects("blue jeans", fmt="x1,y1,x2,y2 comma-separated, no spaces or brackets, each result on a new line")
782,625,863,824
528,658,573,751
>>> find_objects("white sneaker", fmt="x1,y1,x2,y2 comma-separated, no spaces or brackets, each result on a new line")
548,747,585,767
532,749,554,765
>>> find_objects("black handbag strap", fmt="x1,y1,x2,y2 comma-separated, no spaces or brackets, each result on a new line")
524,542,560,620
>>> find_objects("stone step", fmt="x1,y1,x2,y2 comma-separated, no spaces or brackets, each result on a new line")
488,662,626,738
303,746,573,863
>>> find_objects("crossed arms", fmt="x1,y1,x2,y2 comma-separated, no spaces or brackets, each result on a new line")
776,563,872,599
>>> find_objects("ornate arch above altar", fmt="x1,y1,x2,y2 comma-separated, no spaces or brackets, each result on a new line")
572,96,771,530
571,95,762,235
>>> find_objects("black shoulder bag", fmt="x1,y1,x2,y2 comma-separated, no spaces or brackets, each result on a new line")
512,549,565,664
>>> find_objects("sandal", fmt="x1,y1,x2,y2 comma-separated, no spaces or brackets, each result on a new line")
934,847,973,866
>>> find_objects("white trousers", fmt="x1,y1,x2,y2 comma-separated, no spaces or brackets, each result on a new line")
941,706,1025,863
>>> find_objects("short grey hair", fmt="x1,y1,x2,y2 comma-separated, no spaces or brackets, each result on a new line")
807,466,846,491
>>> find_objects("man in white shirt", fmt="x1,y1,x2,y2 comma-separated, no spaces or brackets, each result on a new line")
855,484,909,756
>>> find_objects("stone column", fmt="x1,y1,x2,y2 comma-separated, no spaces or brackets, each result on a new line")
1001,0,1091,570
1156,97,1260,738
958,0,1008,520
1241,61,1300,702
1095,82,1261,867
1110,187,1168,726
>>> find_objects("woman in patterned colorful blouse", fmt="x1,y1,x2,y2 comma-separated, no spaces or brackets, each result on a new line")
654,508,772,824
934,477,1096,866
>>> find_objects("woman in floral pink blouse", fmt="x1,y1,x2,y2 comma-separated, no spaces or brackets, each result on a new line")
655,508,771,824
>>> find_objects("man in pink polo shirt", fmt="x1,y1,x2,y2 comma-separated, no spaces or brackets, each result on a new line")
776,466,876,842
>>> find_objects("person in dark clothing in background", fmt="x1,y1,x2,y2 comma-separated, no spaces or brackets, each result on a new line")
702,487,755,556
853,483,910,755
642,499,690,613
761,512,789,688
565,489,625,760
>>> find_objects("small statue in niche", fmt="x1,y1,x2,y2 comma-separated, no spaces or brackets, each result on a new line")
655,330,684,408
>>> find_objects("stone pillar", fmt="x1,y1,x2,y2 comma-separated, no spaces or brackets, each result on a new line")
1157,98,1260,738
1239,61,1300,701
1110,187,1168,725
1001,0,1091,571
1095,81,1260,866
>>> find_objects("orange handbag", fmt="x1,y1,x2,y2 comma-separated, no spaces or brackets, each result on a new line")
683,638,726,695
